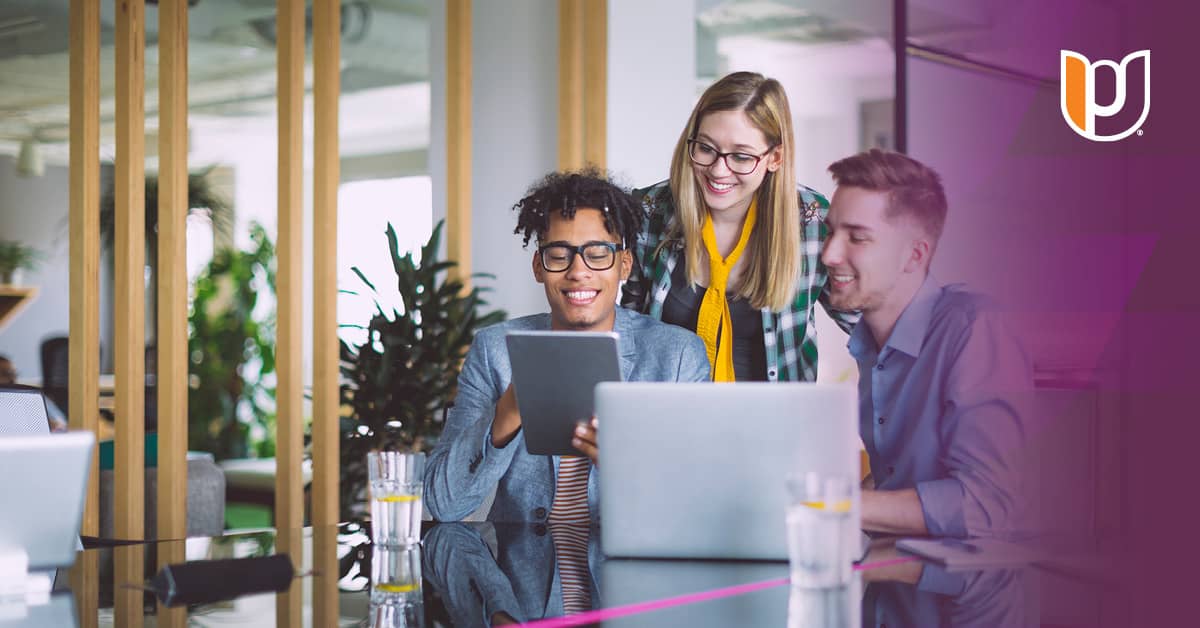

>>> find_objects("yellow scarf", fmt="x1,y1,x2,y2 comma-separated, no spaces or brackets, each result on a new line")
696,200,757,382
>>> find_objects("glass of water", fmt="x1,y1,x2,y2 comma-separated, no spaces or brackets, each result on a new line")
786,472,855,589
368,451,425,547
370,545,424,627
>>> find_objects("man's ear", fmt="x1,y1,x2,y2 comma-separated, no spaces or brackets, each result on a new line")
619,249,633,281
904,237,931,274
532,250,546,284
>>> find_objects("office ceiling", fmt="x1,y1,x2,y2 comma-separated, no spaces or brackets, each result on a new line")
0,0,430,165
0,0,1004,167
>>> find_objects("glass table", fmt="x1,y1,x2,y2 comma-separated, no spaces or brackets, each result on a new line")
4,522,1122,627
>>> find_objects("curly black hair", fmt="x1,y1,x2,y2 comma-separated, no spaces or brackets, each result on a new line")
512,168,644,249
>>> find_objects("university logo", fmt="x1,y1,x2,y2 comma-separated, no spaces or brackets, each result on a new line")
1060,49,1150,142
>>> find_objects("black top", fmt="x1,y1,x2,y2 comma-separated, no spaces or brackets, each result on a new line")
660,260,767,381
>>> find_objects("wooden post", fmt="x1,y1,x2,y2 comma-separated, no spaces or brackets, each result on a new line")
156,1,189,624
582,0,607,170
275,0,305,624
312,0,342,624
67,0,101,624
558,0,584,170
113,0,147,625
446,0,472,288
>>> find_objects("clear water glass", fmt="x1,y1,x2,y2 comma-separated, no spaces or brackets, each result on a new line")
786,472,855,589
368,451,425,547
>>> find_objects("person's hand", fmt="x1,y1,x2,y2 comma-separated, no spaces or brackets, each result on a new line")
572,416,599,466
491,384,522,447
491,611,519,625
859,537,924,584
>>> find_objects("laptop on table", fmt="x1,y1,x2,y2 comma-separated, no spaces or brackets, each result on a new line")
596,382,859,561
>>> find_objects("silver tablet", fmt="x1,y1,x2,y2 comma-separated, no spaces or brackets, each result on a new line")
505,330,622,456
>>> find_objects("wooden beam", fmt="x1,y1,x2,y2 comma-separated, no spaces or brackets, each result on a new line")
446,0,472,287
113,0,147,626
156,1,188,624
67,0,100,624
582,0,607,170
275,0,305,624
558,0,584,170
312,0,341,625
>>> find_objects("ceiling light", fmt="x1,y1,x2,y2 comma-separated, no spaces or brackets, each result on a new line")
16,138,44,177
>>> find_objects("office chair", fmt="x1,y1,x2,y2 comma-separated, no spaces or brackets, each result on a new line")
39,336,71,416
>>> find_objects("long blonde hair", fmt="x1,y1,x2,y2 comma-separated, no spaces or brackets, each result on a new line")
665,71,799,311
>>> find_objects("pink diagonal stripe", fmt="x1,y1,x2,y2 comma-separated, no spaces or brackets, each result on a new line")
516,556,918,627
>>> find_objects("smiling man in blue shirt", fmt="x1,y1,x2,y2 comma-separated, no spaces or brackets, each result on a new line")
821,150,1031,539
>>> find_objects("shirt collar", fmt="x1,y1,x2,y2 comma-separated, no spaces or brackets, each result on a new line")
846,273,943,360
885,273,943,358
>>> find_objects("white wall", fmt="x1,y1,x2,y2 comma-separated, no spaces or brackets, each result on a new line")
606,0,697,188
463,0,560,320
0,154,72,379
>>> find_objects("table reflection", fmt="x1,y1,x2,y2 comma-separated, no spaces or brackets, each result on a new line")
422,522,602,625
0,524,1076,627
860,539,1038,627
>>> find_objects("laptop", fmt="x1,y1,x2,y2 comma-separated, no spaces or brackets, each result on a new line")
0,386,52,437
596,382,858,560
0,432,95,570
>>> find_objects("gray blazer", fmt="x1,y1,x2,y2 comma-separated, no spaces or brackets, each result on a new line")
424,306,710,523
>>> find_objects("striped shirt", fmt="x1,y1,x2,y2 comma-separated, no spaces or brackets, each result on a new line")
620,180,860,382
549,455,592,613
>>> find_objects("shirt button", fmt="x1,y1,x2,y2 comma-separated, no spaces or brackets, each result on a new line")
534,507,547,519
768,370,776,378
534,524,547,536
764,326,774,333
876,363,884,370
877,416,886,425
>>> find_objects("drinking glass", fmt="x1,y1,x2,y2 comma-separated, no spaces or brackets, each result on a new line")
368,451,425,547
786,472,855,588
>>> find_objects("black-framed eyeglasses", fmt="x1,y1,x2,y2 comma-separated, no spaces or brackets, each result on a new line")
687,139,774,175
536,242,625,272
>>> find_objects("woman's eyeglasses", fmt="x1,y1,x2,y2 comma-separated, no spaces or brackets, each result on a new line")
687,139,773,175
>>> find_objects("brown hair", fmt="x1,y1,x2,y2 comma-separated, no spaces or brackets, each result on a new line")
665,71,799,311
827,149,948,244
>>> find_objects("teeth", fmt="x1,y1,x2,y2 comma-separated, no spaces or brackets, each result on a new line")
832,275,854,283
566,290,597,300
709,180,733,191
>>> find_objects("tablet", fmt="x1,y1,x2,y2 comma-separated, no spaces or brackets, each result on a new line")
505,330,622,455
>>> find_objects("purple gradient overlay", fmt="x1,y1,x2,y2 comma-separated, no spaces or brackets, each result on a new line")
910,0,1200,623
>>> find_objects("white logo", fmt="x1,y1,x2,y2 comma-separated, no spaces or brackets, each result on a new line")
1060,49,1150,142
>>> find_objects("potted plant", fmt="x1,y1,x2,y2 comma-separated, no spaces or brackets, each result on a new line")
187,222,277,460
338,220,505,524
0,240,40,284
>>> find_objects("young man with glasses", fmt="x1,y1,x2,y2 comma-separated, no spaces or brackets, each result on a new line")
425,170,710,524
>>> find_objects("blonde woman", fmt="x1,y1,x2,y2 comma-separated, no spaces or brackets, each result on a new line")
621,71,858,381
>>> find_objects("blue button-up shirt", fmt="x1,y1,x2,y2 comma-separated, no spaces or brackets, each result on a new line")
849,275,1032,538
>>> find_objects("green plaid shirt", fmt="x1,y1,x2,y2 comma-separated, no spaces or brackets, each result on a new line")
620,180,860,382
